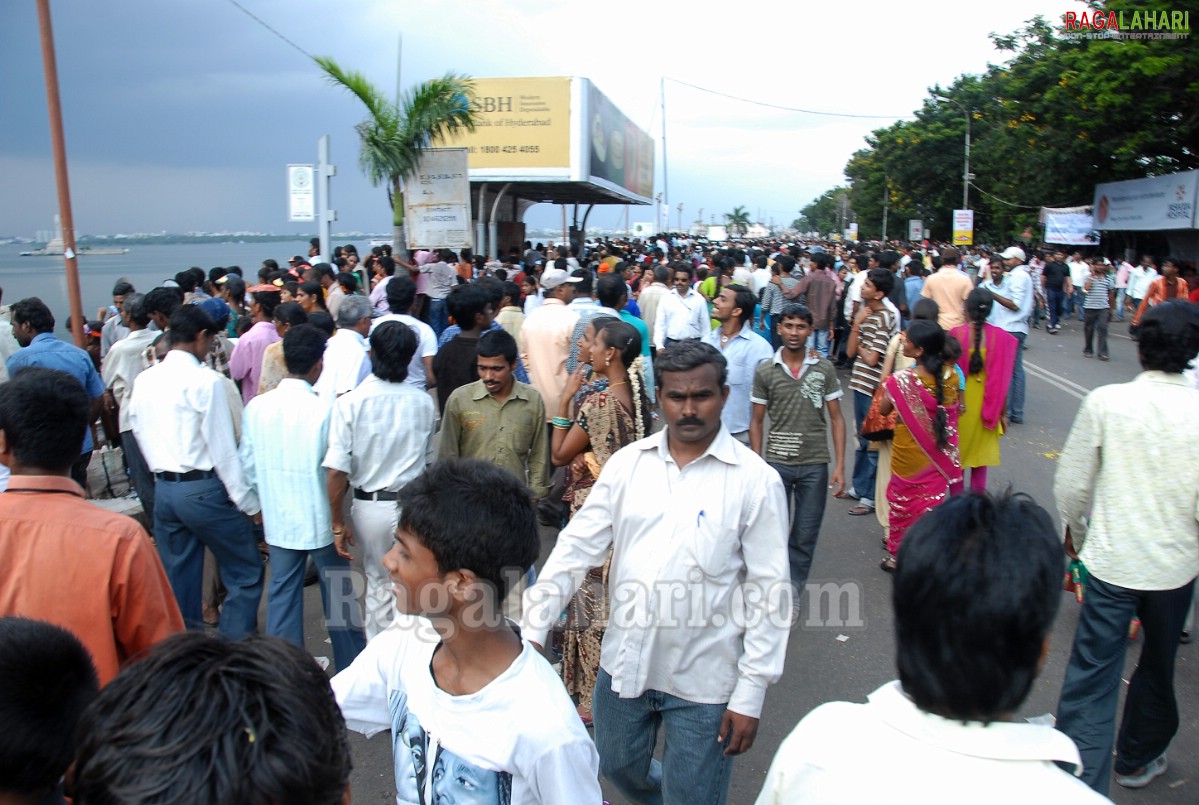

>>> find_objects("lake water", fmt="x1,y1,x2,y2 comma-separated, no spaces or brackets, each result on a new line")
0,240,375,322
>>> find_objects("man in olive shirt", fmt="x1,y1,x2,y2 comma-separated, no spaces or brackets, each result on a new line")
438,329,550,501
750,303,846,601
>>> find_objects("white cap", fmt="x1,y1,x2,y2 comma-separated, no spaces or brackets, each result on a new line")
998,246,1026,262
540,267,583,290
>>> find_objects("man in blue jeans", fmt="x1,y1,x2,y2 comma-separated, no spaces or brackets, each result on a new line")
984,247,1034,424
129,305,263,636
750,303,846,604
522,341,791,805
1054,302,1199,795
844,269,896,514
240,323,365,671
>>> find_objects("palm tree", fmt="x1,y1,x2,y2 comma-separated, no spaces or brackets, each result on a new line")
725,205,751,238
315,56,478,250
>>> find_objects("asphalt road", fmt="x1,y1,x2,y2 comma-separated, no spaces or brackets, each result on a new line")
293,313,1195,804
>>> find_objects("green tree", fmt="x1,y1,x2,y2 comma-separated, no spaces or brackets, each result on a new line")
725,205,751,237
315,56,478,249
798,187,853,237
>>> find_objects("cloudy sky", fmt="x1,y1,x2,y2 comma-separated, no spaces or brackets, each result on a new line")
1,0,1085,240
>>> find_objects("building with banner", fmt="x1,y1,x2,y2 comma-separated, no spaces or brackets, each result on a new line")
437,76,654,258
1091,169,1198,262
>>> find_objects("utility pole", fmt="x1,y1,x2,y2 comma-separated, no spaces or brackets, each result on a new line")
881,176,889,243
677,203,683,232
660,77,669,236
318,135,336,262
36,0,84,347
934,92,972,210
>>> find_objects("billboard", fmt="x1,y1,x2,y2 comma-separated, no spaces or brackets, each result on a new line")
404,149,472,250
1043,208,1100,245
585,82,654,201
1092,170,1198,231
952,209,974,246
439,77,572,170
287,164,315,222
907,220,924,241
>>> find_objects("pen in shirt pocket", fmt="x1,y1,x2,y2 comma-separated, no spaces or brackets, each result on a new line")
696,510,705,528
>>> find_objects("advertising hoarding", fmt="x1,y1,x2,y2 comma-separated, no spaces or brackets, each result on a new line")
438,77,572,170
952,210,974,246
1092,170,1198,231
403,149,472,250
585,82,654,201
907,220,924,241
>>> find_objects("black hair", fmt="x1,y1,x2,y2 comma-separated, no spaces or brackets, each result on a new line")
876,251,901,269
123,293,150,327
965,288,994,375
776,254,797,275
853,254,870,272
298,280,328,311
223,275,246,306
282,281,300,300
10,298,55,334
72,633,351,805
570,268,593,296
652,265,670,284
474,276,504,310
671,262,695,281
754,254,768,269
385,275,417,313
251,289,281,319
0,617,99,797
336,272,359,294
778,303,812,325
377,255,396,277
173,270,199,293
725,283,756,327
904,319,951,449
313,263,336,280
910,296,939,323
282,324,327,376
1138,300,1199,374
143,287,183,319
308,311,335,337
500,281,522,307
208,267,228,287
273,301,308,328
654,339,728,389
596,273,628,310
477,328,518,365
165,305,218,347
369,321,417,383
111,280,135,297
866,267,895,296
445,284,491,329
598,319,640,367
894,492,1062,723
810,252,834,272
397,459,539,602
0,368,89,471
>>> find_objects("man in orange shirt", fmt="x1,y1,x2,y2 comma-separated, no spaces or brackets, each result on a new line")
919,246,974,330
0,367,182,685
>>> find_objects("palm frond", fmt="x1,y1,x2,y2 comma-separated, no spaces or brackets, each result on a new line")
314,55,391,120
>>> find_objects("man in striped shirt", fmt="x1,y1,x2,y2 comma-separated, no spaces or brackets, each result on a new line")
1081,258,1115,361
843,269,896,516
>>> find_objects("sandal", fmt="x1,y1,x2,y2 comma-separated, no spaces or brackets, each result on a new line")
833,490,859,500
848,504,874,516
577,706,593,727
880,556,897,573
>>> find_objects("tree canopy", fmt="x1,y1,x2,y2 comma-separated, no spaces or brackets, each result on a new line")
840,0,1197,243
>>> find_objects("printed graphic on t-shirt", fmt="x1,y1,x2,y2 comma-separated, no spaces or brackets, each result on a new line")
798,369,828,409
390,689,513,805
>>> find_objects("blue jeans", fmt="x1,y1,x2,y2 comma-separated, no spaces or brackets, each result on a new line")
769,462,828,593
267,543,366,672
153,475,263,637
851,390,877,507
592,668,733,805
1046,288,1066,329
427,297,448,339
1114,287,1126,320
1056,576,1194,795
1007,331,1026,422
806,328,830,359
120,430,155,523
1073,288,1086,320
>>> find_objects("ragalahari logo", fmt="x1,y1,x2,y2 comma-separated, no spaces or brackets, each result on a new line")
1062,9,1190,39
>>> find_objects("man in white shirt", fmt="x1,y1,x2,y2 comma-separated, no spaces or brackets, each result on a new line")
653,263,710,349
757,493,1108,805
422,248,459,338
99,279,135,359
985,247,1034,424
324,321,435,639
703,284,773,445
519,267,582,424
1126,255,1159,333
523,340,790,805
1054,301,1199,796
241,324,366,672
636,265,670,347
100,292,159,521
128,304,263,637
313,294,372,402
1066,251,1090,322
370,275,437,390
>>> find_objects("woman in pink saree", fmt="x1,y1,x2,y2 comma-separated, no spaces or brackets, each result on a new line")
950,288,1017,494
879,320,962,572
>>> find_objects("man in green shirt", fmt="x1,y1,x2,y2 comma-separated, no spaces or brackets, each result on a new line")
439,329,550,502
750,303,846,600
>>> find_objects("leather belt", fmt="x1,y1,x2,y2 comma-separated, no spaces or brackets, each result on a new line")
155,469,217,482
353,487,400,501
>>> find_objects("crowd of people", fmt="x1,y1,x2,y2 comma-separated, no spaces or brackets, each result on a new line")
0,230,1197,804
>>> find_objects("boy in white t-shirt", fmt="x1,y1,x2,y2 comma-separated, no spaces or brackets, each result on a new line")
332,458,602,805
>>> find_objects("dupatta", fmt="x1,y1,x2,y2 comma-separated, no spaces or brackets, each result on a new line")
950,323,1018,430
885,369,962,484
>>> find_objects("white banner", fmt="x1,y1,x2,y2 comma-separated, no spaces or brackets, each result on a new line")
1092,170,1198,231
907,219,924,241
404,149,472,250
1043,209,1100,245
287,164,315,222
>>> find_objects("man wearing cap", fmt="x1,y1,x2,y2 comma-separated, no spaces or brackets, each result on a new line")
519,267,583,424
985,247,1034,424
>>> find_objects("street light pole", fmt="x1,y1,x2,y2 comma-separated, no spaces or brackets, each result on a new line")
935,92,971,210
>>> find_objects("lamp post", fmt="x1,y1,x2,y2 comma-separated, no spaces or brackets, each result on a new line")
934,92,972,210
